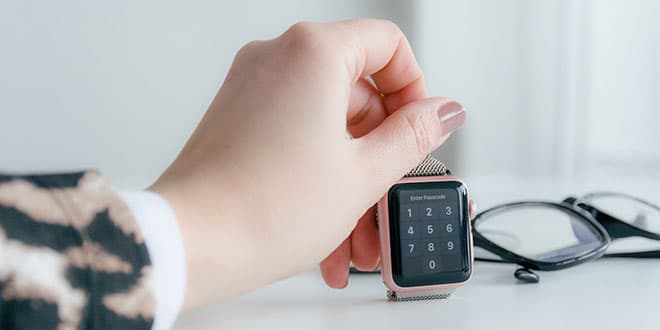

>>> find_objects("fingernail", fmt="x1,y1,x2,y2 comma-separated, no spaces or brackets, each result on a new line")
437,101,466,136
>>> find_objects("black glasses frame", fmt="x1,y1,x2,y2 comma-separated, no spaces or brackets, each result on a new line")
472,201,611,271
473,192,660,282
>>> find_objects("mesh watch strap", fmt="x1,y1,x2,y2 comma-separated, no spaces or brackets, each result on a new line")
404,154,451,177
387,288,454,301
388,154,455,302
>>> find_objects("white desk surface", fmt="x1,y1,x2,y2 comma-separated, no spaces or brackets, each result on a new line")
174,176,660,330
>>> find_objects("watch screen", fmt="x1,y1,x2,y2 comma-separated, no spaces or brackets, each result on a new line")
388,181,471,287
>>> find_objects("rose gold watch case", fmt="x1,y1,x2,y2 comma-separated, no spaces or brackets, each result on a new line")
377,175,474,295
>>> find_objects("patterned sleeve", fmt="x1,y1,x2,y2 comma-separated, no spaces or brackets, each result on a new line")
0,171,155,330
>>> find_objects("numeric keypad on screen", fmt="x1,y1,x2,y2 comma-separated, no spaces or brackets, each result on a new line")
399,197,461,274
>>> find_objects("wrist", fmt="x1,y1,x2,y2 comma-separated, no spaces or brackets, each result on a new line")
149,173,263,310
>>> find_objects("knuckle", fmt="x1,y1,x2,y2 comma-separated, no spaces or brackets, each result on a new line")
363,19,404,42
280,21,331,58
283,22,319,46
235,40,263,60
402,111,432,158
379,19,402,35
286,21,317,37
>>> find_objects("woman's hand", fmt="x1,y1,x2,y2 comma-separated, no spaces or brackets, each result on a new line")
150,19,466,311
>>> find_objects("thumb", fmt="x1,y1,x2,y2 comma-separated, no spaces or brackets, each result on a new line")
356,97,466,188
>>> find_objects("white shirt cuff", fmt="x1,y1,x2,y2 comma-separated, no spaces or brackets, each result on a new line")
120,191,186,330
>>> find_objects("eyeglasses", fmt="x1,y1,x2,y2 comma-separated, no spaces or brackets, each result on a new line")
472,192,660,283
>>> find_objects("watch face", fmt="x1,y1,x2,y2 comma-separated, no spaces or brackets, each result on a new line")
388,181,471,287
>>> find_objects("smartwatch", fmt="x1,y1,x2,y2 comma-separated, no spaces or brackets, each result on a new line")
377,155,473,301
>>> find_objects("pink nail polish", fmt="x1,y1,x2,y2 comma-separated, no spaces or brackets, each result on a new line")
437,102,466,136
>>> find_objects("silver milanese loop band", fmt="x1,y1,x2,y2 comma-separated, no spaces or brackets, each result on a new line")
388,154,455,302
387,288,454,301
404,154,451,177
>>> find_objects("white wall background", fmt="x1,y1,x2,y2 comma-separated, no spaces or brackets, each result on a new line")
1,0,658,189
418,0,659,181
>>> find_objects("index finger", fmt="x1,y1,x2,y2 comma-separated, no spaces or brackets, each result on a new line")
335,19,428,114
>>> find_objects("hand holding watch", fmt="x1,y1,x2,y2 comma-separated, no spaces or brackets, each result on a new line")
377,155,474,301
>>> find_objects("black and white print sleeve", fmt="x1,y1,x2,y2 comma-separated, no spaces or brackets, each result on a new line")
0,172,156,330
